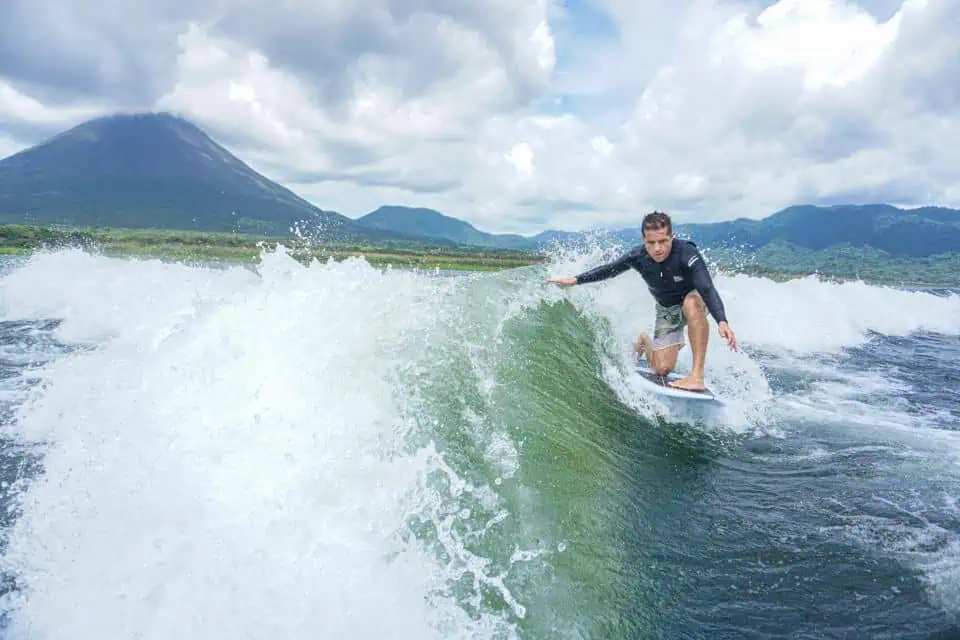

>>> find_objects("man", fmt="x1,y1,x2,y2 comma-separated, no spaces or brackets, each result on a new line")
545,211,737,391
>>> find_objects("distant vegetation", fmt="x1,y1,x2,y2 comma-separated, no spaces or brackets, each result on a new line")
701,241,960,287
356,205,536,250
0,224,544,272
3,223,957,286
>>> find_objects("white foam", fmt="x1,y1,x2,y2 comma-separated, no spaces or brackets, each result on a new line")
717,273,960,353
0,249,260,346
0,248,519,639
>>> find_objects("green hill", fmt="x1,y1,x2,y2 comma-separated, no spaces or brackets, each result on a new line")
354,203,960,258
674,204,960,258
356,205,532,249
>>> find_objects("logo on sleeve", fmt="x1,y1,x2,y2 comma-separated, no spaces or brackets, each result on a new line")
687,255,700,267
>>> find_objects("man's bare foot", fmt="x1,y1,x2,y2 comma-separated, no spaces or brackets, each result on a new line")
668,375,706,391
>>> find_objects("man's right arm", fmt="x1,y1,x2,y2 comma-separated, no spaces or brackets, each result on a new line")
574,251,636,284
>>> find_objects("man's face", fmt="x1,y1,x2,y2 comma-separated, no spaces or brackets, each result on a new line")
643,227,673,262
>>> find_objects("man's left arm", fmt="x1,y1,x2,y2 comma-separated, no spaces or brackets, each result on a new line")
684,249,726,323
684,246,738,351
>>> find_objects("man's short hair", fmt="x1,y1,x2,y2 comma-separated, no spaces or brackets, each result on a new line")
642,211,672,236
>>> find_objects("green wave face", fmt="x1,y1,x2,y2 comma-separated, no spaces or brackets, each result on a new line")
389,262,751,638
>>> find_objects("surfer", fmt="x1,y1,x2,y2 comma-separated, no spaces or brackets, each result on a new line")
545,211,737,391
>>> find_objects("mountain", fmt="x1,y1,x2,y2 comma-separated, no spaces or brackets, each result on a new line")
354,205,601,250
357,203,959,258
674,204,960,258
0,112,452,246
355,205,533,250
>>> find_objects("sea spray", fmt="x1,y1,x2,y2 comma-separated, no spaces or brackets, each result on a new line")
0,248,524,638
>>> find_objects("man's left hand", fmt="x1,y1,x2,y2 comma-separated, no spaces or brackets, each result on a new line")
718,321,738,352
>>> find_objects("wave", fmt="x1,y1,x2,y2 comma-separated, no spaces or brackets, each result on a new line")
0,245,956,637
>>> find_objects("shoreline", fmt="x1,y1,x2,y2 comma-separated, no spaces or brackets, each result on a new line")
712,265,957,290
1,224,958,288
0,245,537,272
5,245,953,288
0,225,545,272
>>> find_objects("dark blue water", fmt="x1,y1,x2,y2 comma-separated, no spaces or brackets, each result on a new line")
546,327,960,639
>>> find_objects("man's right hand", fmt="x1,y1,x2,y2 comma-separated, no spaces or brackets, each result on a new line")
718,321,738,352
545,276,577,287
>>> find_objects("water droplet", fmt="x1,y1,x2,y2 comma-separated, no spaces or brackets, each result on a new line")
557,542,566,552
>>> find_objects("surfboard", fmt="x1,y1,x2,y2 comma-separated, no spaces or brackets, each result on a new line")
634,369,720,402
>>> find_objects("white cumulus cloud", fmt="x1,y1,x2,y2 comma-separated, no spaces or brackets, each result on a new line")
0,0,956,234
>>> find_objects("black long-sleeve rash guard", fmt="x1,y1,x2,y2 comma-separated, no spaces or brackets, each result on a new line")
574,238,728,324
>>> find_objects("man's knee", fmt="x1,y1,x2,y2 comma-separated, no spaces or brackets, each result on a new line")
649,346,679,375
652,363,673,376
682,292,705,318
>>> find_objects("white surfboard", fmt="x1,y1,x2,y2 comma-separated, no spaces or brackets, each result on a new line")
634,369,721,403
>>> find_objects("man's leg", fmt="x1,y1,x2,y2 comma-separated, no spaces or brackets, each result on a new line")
636,302,685,376
635,333,681,375
668,292,708,391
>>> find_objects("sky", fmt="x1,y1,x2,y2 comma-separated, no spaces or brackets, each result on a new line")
0,0,957,234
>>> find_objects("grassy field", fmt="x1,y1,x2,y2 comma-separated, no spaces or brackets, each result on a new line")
0,224,546,272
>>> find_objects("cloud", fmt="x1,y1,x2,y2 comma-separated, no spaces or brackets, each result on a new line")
0,0,192,104
0,82,108,131
0,0,957,234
